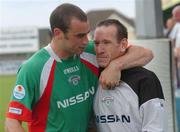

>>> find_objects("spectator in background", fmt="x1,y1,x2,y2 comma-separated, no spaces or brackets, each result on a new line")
169,5,180,88
169,5,180,132
170,5,180,47
165,17,176,37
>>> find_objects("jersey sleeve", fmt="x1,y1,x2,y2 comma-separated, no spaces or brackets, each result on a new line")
139,74,168,131
6,62,39,122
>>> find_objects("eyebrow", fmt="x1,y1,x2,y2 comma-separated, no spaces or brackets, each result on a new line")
75,30,90,36
94,39,112,44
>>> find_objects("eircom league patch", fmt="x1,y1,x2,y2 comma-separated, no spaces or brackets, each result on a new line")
13,85,25,99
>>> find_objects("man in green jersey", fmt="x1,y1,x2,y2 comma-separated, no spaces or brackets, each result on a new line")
5,3,153,132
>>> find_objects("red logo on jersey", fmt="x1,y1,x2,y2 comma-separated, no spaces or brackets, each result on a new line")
13,85,25,99
18,86,22,91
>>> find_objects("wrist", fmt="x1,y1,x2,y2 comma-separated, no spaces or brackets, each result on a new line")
109,60,123,71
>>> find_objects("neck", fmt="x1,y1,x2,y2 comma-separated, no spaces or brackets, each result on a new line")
50,40,73,59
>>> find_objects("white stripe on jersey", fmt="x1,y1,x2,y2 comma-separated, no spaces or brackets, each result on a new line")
45,44,62,62
80,52,99,68
39,57,54,98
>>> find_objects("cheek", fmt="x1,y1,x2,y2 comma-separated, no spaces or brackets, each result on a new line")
110,48,120,59
69,39,79,48
108,48,115,56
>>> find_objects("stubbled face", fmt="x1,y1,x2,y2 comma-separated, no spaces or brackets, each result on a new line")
61,18,90,56
94,25,126,67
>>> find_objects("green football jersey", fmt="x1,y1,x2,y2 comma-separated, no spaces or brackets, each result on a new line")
7,42,99,132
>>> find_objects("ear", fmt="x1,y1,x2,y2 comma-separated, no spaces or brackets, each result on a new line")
120,38,128,52
53,28,63,39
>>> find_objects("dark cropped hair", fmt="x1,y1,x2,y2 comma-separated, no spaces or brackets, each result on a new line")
50,3,87,35
96,19,128,41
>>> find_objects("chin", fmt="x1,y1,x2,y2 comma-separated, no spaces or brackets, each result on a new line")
79,49,85,54
76,51,83,55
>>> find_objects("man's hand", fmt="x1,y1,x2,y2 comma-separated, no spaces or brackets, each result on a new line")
99,61,121,89
5,118,24,132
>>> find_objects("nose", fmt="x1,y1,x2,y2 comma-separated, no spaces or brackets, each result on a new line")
95,44,104,54
82,35,89,45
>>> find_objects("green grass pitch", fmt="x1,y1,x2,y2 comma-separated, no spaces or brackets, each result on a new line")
0,75,16,131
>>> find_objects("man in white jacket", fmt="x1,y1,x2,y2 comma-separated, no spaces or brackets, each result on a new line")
93,19,167,132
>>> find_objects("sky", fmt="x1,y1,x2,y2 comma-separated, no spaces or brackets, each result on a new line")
0,0,135,28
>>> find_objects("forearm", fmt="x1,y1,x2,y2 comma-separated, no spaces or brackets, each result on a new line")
5,118,25,132
111,45,154,70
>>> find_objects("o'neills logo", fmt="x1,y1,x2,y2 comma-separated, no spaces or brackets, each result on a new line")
68,75,80,86
57,86,95,109
64,66,79,74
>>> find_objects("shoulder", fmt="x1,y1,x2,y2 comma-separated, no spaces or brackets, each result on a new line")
17,48,51,77
176,23,180,28
169,23,180,38
122,67,164,105
122,67,157,81
80,40,98,68
122,67,161,89
172,23,180,34
23,48,49,67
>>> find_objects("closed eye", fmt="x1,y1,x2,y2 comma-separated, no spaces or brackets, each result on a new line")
103,40,111,45
94,41,100,46
76,33,87,38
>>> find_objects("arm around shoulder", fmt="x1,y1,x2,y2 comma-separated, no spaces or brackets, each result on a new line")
5,118,25,132
98,45,154,89
116,45,154,70
129,45,153,64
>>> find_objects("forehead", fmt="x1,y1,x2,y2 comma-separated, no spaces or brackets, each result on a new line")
94,25,117,39
69,18,90,33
